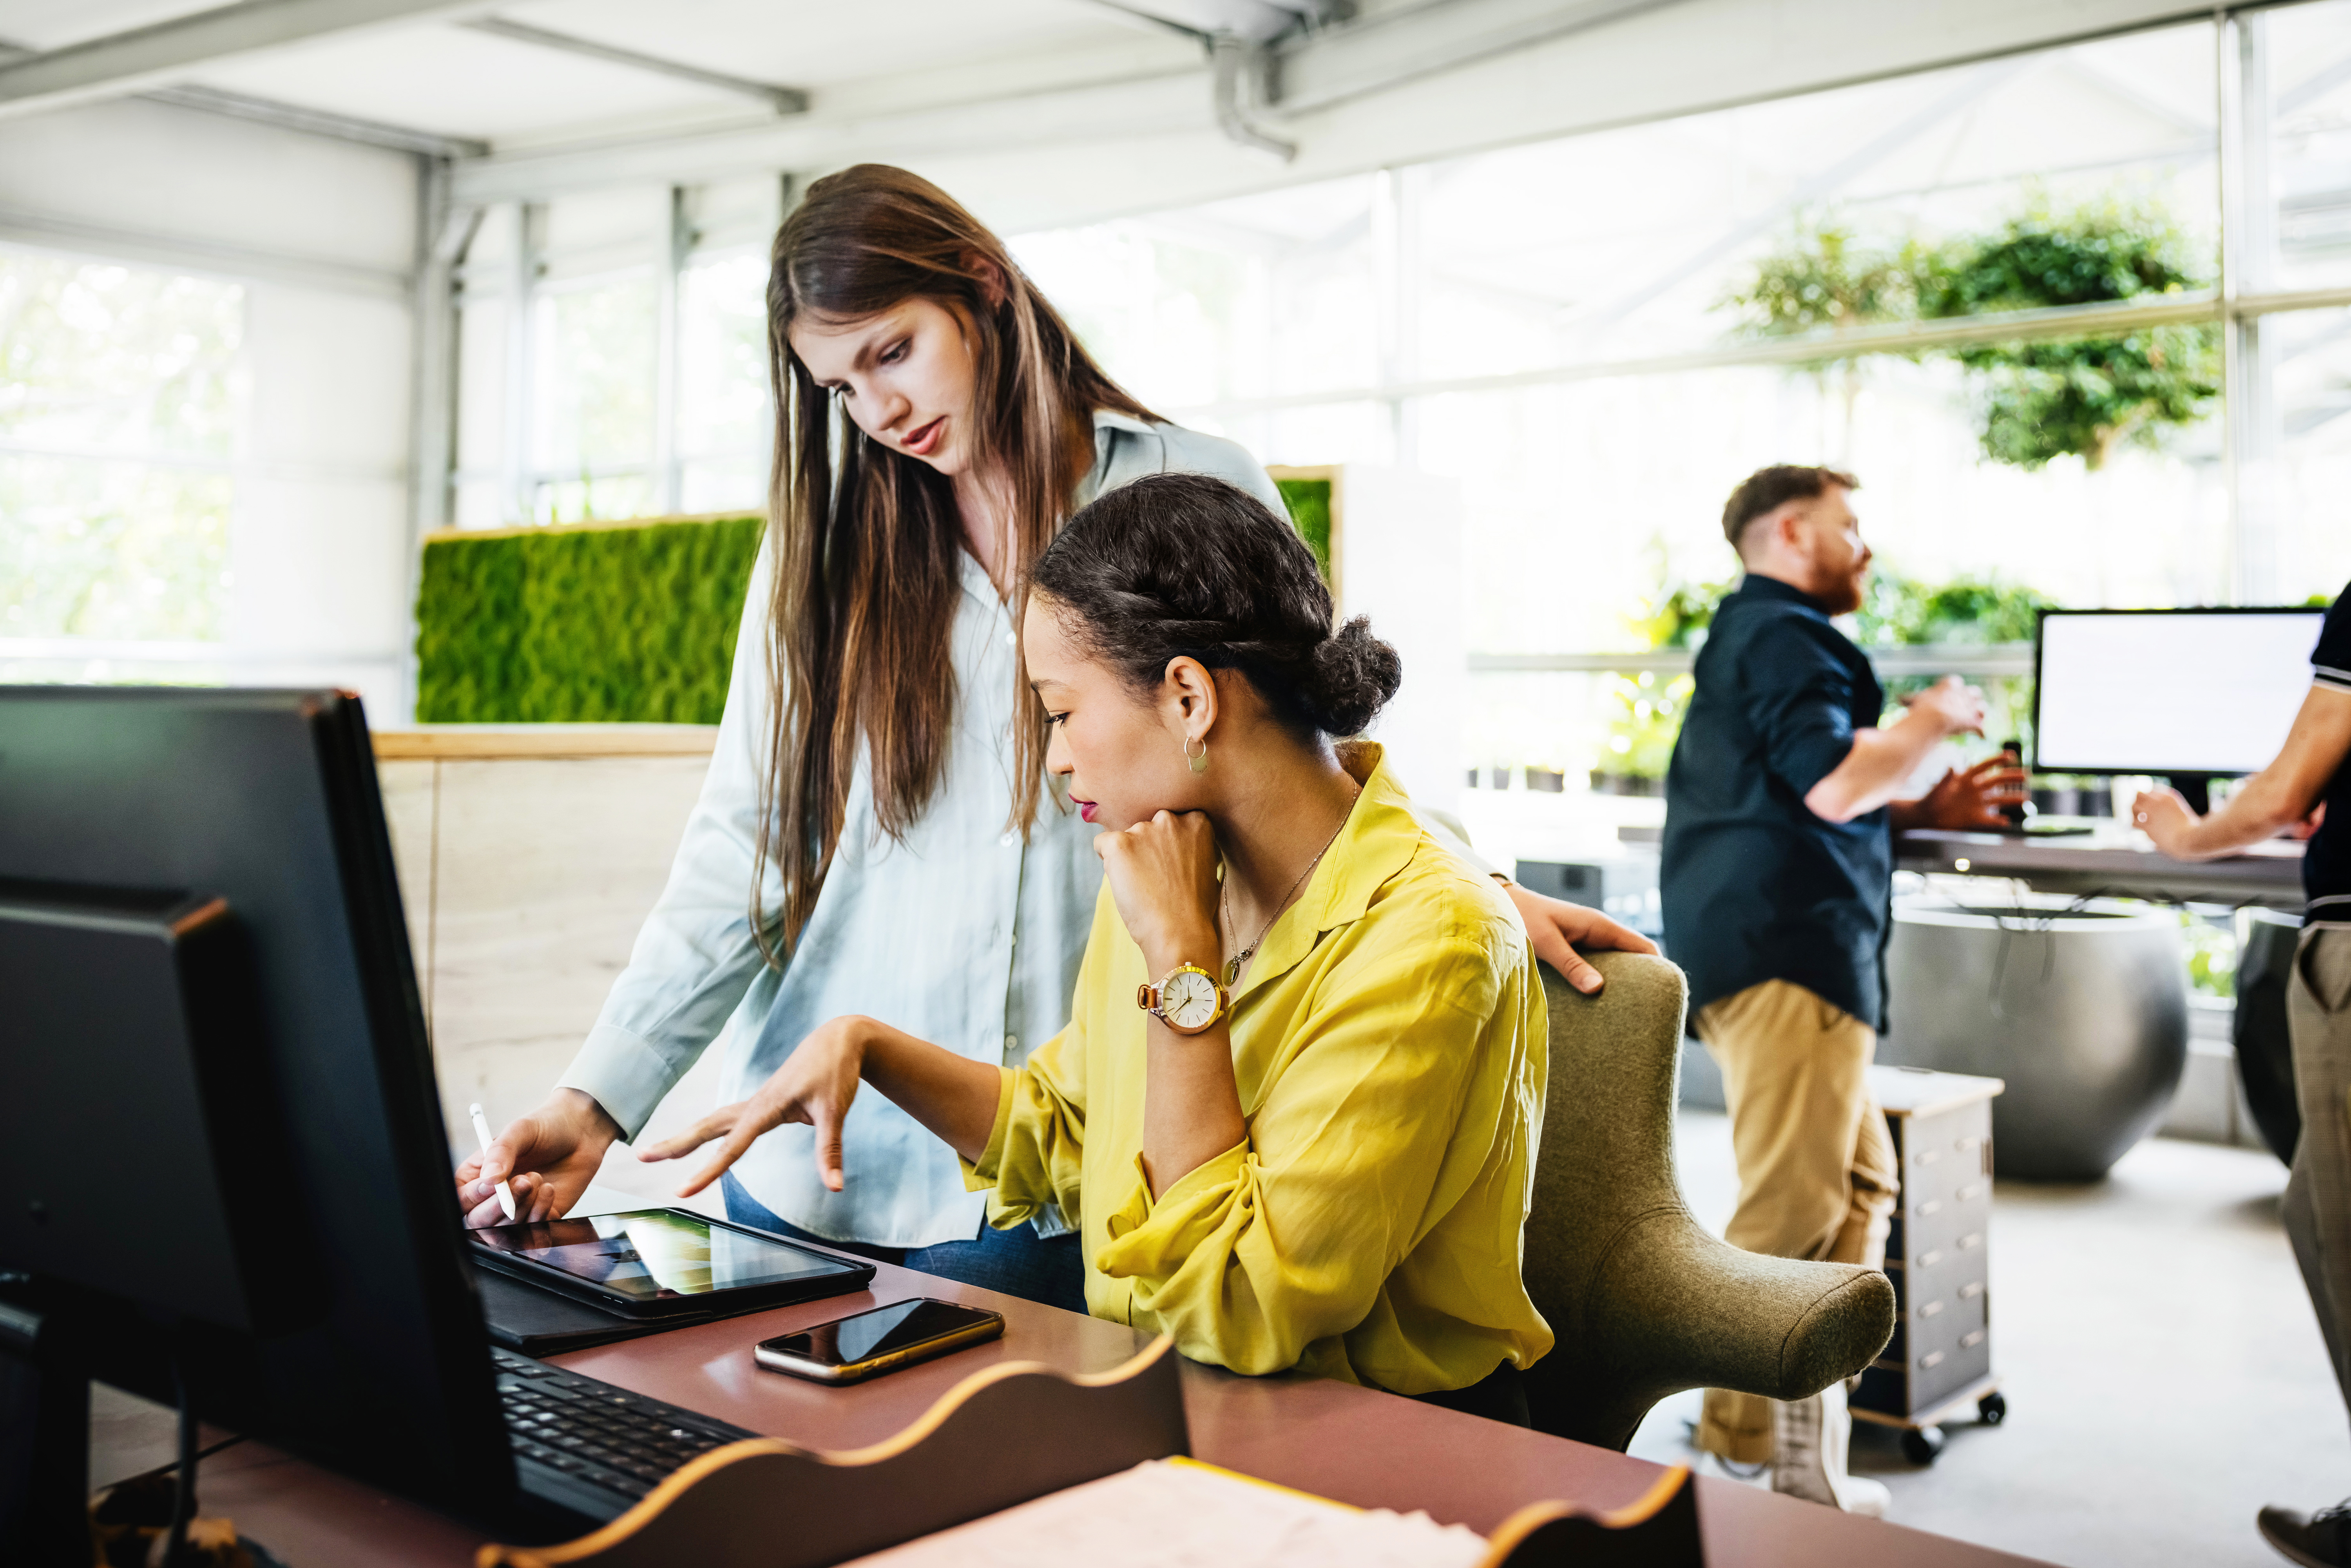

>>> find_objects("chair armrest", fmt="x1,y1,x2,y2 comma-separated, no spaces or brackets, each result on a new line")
1600,1212,1895,1399
1525,1206,1895,1447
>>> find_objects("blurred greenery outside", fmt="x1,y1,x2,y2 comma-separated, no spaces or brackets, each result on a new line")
1597,564,2053,783
0,252,243,643
1724,192,2220,471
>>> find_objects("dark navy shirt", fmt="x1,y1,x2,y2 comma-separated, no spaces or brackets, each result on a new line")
1661,574,1893,1029
2309,581,2351,916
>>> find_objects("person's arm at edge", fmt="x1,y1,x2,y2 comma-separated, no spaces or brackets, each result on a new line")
2137,684,2351,860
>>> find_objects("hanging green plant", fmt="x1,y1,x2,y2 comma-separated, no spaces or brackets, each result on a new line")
1914,196,2219,470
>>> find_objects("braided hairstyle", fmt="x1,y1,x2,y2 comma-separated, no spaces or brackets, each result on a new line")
1029,472,1401,739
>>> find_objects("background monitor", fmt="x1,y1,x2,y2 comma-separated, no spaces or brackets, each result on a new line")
0,688,513,1520
2033,608,2325,784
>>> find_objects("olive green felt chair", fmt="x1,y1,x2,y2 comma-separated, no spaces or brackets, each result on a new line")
1519,951,1897,1450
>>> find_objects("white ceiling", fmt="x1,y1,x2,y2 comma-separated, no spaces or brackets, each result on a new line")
0,0,1181,147
0,0,2265,237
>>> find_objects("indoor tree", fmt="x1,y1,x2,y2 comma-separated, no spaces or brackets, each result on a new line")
1914,196,2219,471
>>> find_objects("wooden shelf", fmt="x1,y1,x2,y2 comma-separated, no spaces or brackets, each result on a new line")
372,725,719,761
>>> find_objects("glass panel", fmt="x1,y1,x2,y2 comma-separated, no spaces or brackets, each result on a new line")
531,471,655,526
1421,348,2226,661
2246,304,2351,601
1014,173,1379,407
0,250,243,460
0,248,243,645
680,458,766,515
2262,0,2351,292
0,456,230,641
532,271,657,497
1415,21,2218,375
677,249,771,474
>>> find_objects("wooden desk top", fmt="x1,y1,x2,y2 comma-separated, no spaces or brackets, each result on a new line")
191,1259,2053,1567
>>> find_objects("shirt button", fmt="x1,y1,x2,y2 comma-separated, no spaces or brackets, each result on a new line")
1003,630,1016,646
1004,1033,1019,1053
1000,832,1017,848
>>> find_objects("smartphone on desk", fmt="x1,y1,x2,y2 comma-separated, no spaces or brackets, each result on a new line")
755,1297,1004,1384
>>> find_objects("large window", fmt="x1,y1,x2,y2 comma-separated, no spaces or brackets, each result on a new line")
438,5,2351,809
451,179,778,527
1009,9,2351,820
0,248,244,658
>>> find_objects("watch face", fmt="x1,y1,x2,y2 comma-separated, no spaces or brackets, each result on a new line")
1163,969,1219,1030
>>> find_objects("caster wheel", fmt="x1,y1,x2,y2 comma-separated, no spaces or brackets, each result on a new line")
1900,1425,1945,1466
1978,1392,2007,1427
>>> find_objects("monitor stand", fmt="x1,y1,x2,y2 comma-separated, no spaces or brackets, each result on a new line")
2167,777,2213,816
0,1282,92,1568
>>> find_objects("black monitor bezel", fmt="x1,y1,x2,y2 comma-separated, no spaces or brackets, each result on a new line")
0,688,517,1518
2030,605,2325,779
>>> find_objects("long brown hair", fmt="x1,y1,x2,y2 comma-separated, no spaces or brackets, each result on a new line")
756,164,1156,963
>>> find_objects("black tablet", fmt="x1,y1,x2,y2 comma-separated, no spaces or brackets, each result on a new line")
467,1208,874,1320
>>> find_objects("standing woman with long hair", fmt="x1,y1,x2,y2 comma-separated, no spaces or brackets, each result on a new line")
456,165,1649,1309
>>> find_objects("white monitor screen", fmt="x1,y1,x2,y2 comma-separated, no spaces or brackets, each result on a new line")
2035,610,2324,776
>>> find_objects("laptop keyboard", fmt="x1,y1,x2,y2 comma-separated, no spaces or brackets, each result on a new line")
492,1345,759,1505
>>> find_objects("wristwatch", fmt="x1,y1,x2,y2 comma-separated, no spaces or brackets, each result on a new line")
1137,962,1230,1036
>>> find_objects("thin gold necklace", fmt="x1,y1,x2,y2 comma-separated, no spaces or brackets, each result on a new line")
1219,783,1360,987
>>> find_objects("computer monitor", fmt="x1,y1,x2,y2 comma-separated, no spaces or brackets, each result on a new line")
0,689,515,1531
2032,608,2327,810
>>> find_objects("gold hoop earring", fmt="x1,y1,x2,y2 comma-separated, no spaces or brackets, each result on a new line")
1185,735,1209,775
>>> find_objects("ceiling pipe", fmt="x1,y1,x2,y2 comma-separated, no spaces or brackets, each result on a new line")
1212,34,1294,161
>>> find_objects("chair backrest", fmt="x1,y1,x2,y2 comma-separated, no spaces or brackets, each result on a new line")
1518,951,1896,1449
1521,952,1691,1356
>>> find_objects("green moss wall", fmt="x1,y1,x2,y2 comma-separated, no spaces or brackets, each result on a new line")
1274,476,1333,583
414,514,764,723
415,483,1324,725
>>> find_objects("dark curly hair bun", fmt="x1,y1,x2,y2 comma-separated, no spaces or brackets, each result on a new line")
1304,615,1403,737
1030,471,1402,739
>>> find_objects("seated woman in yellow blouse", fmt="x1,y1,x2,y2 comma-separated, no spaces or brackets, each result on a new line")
645,472,1552,1420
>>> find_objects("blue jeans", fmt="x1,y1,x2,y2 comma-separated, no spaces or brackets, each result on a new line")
722,1174,1087,1316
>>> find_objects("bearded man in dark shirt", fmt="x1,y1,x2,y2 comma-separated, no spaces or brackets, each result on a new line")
1663,465,2021,1515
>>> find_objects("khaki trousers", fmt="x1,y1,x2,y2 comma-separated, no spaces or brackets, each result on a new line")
2286,924,2351,1427
1694,979,1900,1464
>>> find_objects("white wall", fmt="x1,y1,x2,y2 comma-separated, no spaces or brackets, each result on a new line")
0,96,422,721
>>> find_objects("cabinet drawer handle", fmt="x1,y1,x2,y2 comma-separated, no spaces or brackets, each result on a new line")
1960,1330,1986,1350
1919,1299,1945,1318
1919,1249,1944,1267
1959,1232,1984,1250
1917,1149,1942,1165
1960,1280,1985,1300
1957,1182,1985,1202
1921,1349,1946,1369
1919,1199,1943,1217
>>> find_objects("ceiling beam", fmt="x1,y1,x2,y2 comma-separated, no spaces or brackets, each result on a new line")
146,82,486,156
0,0,495,123
458,18,808,114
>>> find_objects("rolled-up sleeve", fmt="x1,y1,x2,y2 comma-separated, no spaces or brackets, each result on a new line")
555,544,782,1138
1091,923,1507,1378
1746,619,1865,798
966,1010,1090,1231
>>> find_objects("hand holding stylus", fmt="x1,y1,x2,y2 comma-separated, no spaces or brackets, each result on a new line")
454,1089,620,1228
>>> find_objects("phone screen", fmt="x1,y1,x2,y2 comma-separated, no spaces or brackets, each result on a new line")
763,1298,998,1368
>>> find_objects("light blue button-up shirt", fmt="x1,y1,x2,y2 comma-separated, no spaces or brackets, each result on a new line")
557,414,1292,1247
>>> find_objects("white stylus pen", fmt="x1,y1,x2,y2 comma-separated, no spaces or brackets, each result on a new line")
469,1102,518,1222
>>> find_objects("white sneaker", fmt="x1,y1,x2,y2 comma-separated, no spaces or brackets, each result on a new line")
1770,1381,1890,1517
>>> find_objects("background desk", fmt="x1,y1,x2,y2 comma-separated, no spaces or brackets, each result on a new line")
184,1259,2054,1568
1895,825,2306,910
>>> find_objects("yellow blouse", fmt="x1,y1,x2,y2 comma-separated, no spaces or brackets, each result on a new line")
965,745,1553,1394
